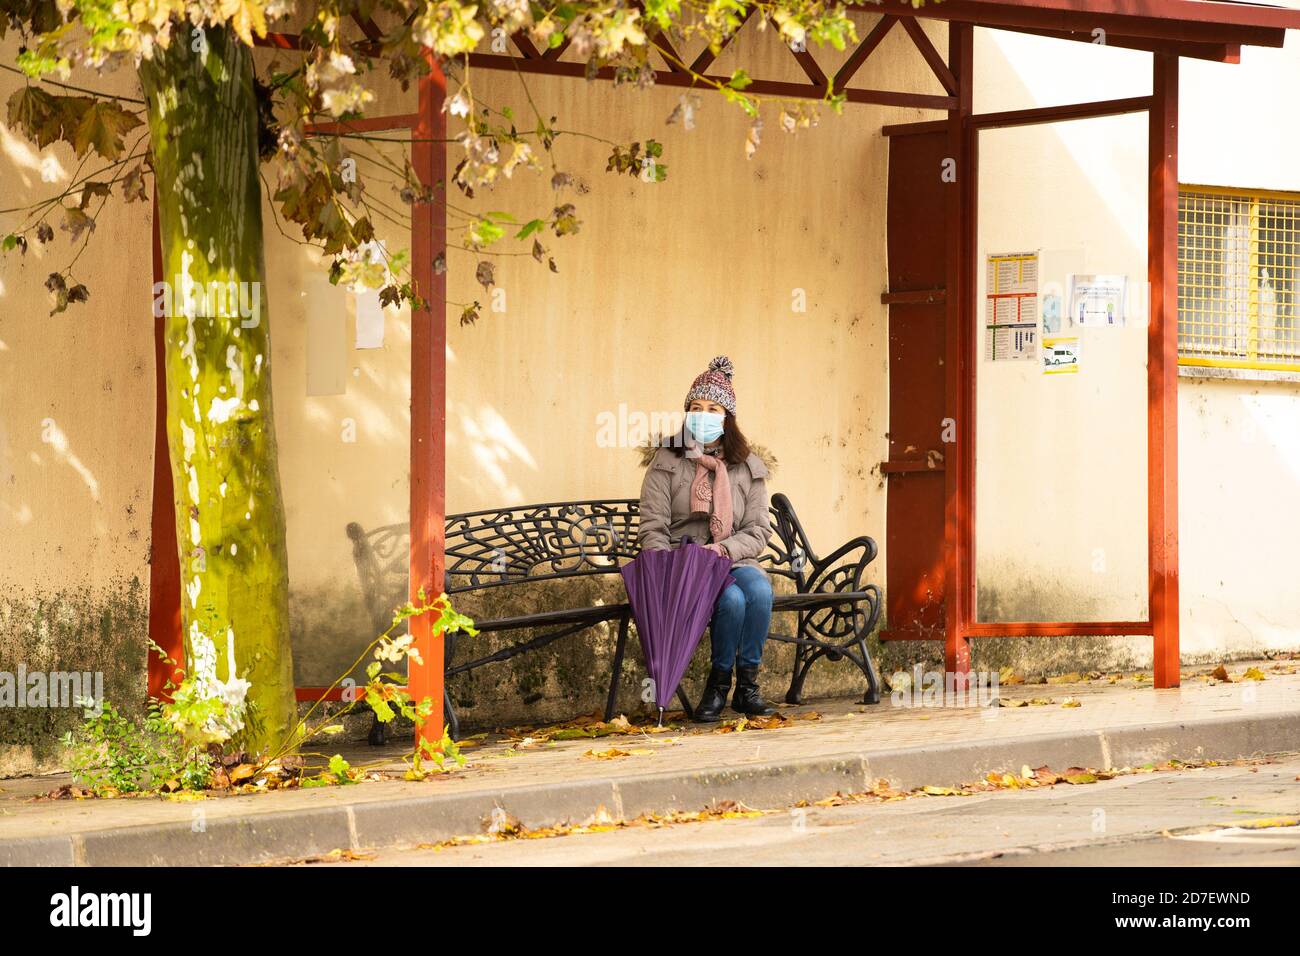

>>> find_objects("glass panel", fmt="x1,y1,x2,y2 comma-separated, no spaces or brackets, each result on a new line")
974,113,1149,624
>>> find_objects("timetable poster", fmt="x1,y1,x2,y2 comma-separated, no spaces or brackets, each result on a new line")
985,251,1038,362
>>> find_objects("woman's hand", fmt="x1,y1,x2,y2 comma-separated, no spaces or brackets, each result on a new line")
703,543,729,558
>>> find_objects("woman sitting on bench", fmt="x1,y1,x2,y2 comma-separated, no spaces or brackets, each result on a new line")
636,355,776,723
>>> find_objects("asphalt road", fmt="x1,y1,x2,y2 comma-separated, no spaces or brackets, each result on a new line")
323,754,1300,867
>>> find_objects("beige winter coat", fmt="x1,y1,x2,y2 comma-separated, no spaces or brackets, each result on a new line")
637,445,772,568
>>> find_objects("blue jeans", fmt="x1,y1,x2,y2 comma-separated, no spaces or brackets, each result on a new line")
709,565,773,670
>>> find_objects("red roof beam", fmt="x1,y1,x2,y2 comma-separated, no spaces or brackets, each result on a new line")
466,51,956,108
1010,25,1240,62
869,0,1290,49
936,0,1300,32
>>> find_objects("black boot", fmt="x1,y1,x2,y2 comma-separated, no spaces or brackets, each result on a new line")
732,664,776,716
693,666,732,723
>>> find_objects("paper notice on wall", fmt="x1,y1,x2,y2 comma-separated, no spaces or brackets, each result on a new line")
354,290,385,349
1041,335,1081,374
1067,274,1126,327
351,239,388,349
984,251,1038,362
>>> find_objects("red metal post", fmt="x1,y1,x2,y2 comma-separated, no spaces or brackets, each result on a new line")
943,22,975,679
1148,53,1181,687
147,191,184,699
408,56,449,748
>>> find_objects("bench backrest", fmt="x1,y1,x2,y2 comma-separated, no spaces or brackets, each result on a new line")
345,495,818,627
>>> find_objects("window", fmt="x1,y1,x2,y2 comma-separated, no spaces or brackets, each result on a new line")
1179,186,1300,373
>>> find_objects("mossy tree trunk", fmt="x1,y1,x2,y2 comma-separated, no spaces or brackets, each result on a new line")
139,27,296,753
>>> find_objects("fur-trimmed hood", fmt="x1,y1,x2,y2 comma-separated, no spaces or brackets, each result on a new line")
636,436,778,475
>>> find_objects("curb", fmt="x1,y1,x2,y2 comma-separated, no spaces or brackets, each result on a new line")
4,710,1298,866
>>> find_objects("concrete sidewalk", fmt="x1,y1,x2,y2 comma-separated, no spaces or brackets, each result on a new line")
3,662,1298,866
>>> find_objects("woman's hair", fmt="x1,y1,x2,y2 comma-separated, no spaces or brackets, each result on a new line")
668,412,752,466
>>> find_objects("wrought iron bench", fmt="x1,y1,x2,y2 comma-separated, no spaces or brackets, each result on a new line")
345,493,881,742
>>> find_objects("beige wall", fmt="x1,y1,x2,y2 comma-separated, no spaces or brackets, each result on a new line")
0,37,154,768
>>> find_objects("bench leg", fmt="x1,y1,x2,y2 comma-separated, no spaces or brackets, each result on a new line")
676,686,694,720
367,711,387,746
603,613,631,722
859,637,882,706
444,694,461,740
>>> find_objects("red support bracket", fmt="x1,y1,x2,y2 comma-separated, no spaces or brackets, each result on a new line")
833,15,898,93
901,17,959,96
689,7,754,74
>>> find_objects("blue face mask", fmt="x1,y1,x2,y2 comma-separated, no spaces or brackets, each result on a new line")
685,410,725,444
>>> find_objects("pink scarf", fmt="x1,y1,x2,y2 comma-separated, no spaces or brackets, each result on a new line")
690,451,733,544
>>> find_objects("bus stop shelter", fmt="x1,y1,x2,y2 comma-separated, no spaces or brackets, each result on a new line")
145,0,1300,747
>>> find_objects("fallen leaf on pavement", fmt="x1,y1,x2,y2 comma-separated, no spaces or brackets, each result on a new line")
582,747,652,759
1233,817,1298,830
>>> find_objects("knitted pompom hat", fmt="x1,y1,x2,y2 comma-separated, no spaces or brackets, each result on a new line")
684,355,737,416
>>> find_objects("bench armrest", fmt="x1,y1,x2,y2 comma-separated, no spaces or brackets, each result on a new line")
803,535,879,597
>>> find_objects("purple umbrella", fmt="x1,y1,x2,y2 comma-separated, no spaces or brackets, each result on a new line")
620,538,735,724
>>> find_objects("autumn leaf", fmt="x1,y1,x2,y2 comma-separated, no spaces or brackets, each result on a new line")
1211,664,1232,682
6,85,61,147
1242,666,1267,681
73,101,142,161
78,181,111,210
228,763,257,784
1234,816,1298,829
218,0,269,46
582,747,632,759
60,207,93,242
1031,766,1062,785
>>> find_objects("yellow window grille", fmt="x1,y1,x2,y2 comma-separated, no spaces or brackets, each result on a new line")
1179,185,1300,372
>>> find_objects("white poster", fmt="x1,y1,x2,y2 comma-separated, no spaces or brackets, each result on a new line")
1067,274,1127,327
354,290,386,349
